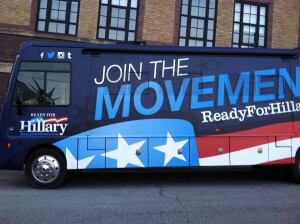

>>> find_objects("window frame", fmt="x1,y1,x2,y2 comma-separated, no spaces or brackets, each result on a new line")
36,0,80,36
232,1,268,48
97,0,140,42
178,0,218,47
12,61,72,107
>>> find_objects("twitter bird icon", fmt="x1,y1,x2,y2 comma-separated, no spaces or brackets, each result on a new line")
47,52,55,59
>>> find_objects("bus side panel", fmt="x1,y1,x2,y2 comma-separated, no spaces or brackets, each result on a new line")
2,45,87,170
292,56,300,162
268,136,292,165
0,56,22,169
53,51,300,169
0,104,7,168
86,53,295,168
196,55,293,166
197,137,230,166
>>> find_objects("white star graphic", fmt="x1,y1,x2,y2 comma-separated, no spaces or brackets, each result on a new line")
66,147,95,169
153,132,188,166
102,133,145,168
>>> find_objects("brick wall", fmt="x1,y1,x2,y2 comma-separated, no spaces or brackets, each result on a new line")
299,8,300,47
215,0,235,47
78,0,99,39
272,0,300,49
215,0,275,48
0,33,27,63
142,0,177,45
0,0,32,27
0,33,62,63
172,0,182,45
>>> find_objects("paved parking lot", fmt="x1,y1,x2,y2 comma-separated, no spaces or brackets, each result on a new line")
0,167,299,224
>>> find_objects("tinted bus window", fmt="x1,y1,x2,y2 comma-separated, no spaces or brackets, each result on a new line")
13,62,71,106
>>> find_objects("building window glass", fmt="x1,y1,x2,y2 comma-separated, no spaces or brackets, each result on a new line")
98,0,139,41
233,2,267,48
37,0,80,36
179,0,217,47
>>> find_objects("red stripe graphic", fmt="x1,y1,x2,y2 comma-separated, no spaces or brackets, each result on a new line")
197,121,300,159
260,157,293,165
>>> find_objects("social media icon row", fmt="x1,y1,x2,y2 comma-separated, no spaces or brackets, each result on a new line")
40,52,72,59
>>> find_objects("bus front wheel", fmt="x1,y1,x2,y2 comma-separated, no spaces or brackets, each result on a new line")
25,148,67,189
293,151,300,184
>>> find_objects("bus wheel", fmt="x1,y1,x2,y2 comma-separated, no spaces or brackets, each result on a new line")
25,148,67,189
293,151,300,184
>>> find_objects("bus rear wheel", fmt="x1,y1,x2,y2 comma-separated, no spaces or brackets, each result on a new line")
293,151,300,184
25,148,67,189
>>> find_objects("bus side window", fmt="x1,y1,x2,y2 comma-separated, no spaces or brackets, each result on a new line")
46,72,70,105
13,71,45,105
13,62,71,106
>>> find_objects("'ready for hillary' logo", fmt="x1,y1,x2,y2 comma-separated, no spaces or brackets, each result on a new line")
20,113,68,136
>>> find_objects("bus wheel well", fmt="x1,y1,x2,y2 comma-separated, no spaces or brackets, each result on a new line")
24,144,66,167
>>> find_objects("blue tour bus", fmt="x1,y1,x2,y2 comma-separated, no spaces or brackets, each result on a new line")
0,41,300,188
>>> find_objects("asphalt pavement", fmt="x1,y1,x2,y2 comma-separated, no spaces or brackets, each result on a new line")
0,167,299,224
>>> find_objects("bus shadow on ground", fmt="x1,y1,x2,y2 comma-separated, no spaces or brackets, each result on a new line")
63,167,296,188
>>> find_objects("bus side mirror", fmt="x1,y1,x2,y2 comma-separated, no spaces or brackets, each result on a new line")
16,90,24,116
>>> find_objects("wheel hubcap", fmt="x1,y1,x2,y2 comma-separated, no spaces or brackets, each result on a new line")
32,155,60,184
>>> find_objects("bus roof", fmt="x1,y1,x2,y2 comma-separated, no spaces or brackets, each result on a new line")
19,41,300,58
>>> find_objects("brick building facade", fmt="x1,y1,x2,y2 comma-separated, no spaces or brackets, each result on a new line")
0,0,299,104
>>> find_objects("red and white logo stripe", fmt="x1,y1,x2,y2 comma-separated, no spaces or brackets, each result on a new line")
44,117,68,124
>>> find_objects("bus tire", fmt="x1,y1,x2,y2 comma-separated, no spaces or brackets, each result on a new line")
293,151,300,184
25,148,67,189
